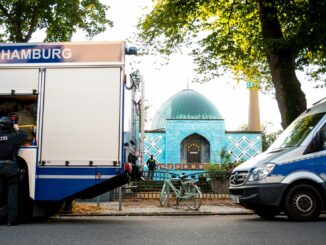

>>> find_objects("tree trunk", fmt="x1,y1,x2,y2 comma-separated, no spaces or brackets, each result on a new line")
268,51,307,129
258,0,307,129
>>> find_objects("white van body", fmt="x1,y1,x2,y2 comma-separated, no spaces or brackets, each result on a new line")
229,100,326,221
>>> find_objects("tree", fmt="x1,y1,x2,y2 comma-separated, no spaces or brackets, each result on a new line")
0,0,112,42
136,0,326,129
261,125,282,151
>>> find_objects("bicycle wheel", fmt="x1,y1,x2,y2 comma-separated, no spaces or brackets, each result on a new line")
182,182,202,210
160,183,169,207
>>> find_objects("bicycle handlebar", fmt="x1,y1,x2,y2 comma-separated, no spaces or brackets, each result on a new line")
160,168,196,181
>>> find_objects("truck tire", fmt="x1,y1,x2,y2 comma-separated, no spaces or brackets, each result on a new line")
284,184,322,221
44,201,64,216
0,159,34,223
18,169,33,221
17,159,34,222
0,179,7,224
253,206,279,220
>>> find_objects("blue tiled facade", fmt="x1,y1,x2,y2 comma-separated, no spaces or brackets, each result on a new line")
144,124,262,164
144,132,166,164
165,120,225,163
225,132,262,162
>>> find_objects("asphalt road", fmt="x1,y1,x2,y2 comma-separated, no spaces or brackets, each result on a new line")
0,215,325,245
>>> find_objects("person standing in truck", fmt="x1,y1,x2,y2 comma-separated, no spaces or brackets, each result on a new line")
0,116,26,226
146,155,158,180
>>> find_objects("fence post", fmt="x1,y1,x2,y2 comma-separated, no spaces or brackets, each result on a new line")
118,186,123,211
166,184,170,206
96,196,100,208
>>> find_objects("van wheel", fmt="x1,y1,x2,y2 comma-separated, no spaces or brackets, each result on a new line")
285,184,322,221
253,206,279,219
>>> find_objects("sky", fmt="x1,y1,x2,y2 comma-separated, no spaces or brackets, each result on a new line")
35,0,326,132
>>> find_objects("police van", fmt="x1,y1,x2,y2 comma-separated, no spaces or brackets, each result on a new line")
0,42,136,219
229,99,326,221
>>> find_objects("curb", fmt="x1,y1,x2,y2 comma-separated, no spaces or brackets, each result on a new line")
58,213,253,217
57,201,254,217
56,210,253,217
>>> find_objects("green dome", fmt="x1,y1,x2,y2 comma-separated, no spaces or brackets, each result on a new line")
151,89,223,130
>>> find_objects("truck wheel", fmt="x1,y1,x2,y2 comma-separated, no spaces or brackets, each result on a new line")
253,206,279,220
18,171,33,221
17,160,34,222
44,201,64,216
285,184,322,221
0,180,8,224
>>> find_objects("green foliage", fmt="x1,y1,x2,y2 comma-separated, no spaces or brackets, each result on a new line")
205,163,236,179
218,147,232,165
205,147,239,179
261,125,282,151
0,0,112,42
136,0,326,89
207,163,231,173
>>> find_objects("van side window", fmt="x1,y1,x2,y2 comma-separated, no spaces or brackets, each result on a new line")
320,123,326,151
304,122,326,154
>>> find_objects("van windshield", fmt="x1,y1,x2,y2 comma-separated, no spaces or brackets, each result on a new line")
268,112,325,151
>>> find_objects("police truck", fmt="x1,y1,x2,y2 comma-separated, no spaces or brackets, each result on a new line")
0,42,135,219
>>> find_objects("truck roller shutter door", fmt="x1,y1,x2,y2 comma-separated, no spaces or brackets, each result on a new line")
0,69,39,94
41,67,122,166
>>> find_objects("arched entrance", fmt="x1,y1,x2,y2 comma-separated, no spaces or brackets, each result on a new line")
180,134,210,163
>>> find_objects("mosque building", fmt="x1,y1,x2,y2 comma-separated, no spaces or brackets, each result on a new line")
144,89,262,170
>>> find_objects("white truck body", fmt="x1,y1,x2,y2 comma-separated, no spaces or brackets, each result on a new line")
0,42,130,209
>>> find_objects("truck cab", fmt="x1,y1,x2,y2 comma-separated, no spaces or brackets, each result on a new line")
229,100,326,221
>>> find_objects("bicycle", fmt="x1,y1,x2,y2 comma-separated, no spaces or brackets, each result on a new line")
160,169,202,210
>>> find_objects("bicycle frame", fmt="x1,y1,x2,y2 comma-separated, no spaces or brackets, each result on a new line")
160,169,201,209
163,178,194,199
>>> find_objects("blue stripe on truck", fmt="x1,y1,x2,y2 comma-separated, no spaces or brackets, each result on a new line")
36,166,121,176
35,178,97,201
35,166,125,201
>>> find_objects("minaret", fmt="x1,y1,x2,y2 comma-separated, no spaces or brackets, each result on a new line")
247,82,261,131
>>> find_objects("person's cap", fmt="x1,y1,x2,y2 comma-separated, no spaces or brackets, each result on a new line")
0,116,14,129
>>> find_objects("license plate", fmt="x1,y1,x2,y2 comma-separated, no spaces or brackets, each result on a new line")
230,195,240,203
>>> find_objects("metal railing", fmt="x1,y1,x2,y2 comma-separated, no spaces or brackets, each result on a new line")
80,169,232,203
122,169,231,200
